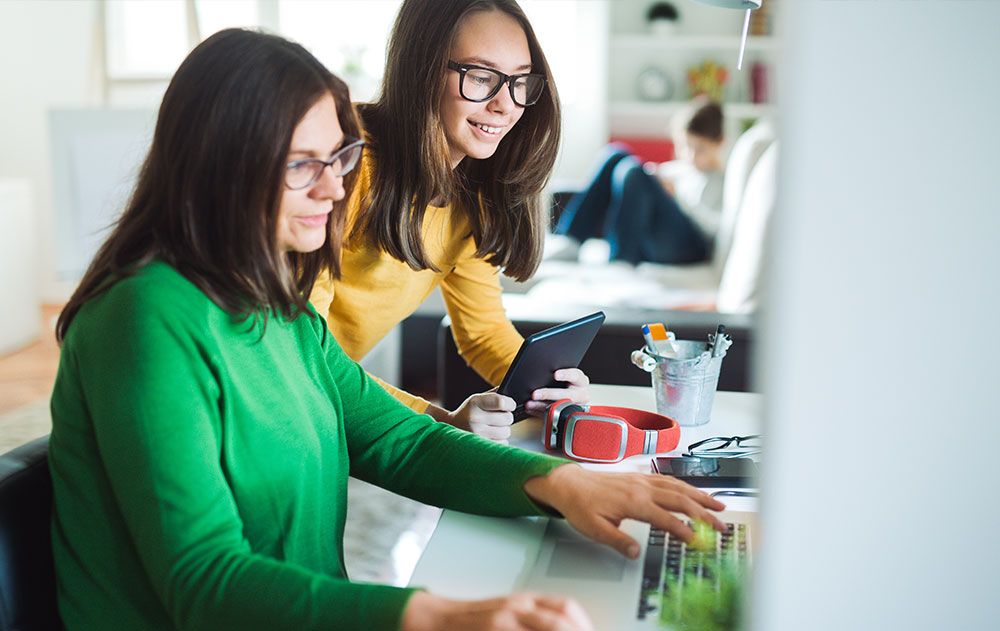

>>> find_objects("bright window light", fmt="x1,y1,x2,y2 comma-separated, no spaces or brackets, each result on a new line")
521,0,580,105
195,0,259,39
280,0,402,102
105,0,188,79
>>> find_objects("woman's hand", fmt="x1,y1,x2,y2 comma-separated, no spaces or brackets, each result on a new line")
525,368,590,418
401,591,594,631
446,392,517,443
523,465,727,558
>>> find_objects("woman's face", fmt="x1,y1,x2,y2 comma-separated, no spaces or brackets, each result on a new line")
277,93,346,253
440,10,531,167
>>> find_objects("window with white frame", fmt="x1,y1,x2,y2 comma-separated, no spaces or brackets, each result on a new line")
102,0,585,107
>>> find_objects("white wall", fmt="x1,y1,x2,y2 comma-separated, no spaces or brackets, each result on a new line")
0,0,101,303
758,1,1000,628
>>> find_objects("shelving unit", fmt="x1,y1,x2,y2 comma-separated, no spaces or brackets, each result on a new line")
611,34,780,52
610,101,774,119
607,0,780,140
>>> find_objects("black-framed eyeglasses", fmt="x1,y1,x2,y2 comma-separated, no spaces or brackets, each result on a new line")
447,61,547,107
684,434,762,458
285,138,365,191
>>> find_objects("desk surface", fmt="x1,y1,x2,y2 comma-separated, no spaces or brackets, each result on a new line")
408,385,762,596
510,384,761,471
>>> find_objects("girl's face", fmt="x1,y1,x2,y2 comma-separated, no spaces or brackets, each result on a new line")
277,93,346,253
440,10,531,168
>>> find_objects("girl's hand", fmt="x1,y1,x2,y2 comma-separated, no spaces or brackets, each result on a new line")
447,392,517,443
402,591,594,631
525,368,590,418
523,465,727,559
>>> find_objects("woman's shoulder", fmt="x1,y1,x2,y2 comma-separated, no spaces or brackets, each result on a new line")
106,260,208,304
70,261,216,339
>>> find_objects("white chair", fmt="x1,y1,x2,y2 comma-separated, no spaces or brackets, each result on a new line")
717,142,778,313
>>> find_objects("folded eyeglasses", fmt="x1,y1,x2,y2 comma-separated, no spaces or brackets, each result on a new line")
683,434,761,458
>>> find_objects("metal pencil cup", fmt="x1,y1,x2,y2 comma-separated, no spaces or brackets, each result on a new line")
646,340,726,427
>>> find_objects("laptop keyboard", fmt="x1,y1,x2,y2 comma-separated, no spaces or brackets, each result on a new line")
636,521,749,620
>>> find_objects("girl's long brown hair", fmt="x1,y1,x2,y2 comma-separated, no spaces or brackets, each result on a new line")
56,29,362,341
354,0,561,282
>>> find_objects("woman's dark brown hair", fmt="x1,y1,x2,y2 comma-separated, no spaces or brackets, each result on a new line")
355,0,561,282
56,29,361,341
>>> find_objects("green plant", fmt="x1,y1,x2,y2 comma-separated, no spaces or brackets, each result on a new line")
659,523,747,631
647,2,680,22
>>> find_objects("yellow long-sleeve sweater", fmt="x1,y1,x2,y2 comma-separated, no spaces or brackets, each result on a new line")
310,155,523,412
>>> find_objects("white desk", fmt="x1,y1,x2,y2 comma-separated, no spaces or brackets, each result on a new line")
408,385,762,598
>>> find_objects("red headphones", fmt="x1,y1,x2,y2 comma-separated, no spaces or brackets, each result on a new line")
543,399,681,464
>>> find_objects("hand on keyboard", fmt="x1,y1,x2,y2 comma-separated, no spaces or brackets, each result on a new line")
523,465,727,559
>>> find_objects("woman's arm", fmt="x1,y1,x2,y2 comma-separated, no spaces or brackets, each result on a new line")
439,249,522,385
312,312,568,515
68,287,416,630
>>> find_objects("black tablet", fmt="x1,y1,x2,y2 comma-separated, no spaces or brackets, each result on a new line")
497,311,605,420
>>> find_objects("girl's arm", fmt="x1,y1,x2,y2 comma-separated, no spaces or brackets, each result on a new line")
441,249,592,420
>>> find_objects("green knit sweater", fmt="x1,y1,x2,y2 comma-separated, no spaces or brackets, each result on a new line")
49,261,565,630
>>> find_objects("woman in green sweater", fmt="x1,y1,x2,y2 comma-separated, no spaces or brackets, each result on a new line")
49,29,725,631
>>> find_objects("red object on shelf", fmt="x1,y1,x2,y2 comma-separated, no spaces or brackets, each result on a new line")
609,136,675,164
750,62,769,104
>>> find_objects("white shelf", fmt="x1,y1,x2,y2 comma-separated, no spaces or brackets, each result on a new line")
612,35,781,52
610,101,774,119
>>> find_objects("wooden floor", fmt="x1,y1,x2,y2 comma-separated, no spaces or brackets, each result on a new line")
0,304,61,416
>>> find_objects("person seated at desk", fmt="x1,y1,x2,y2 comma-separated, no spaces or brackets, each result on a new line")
48,29,726,631
554,97,726,265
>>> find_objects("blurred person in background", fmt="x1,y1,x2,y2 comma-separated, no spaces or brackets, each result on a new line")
554,97,726,265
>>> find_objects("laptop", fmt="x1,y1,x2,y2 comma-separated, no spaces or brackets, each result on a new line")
409,509,756,630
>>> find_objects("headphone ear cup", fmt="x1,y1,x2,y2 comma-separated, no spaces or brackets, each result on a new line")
543,399,588,452
544,399,583,451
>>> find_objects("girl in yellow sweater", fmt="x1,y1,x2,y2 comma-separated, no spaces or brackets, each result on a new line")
311,0,589,441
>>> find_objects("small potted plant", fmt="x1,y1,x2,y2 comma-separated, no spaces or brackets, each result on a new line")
687,59,729,102
647,2,681,37
658,522,747,631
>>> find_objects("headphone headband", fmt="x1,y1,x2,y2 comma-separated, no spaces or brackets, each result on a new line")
543,399,680,463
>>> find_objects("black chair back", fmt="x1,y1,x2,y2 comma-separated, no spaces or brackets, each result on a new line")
0,435,62,630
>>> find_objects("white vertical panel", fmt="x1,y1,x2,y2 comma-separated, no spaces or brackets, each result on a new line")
537,0,610,186
0,180,40,354
0,0,101,301
758,1,1000,629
